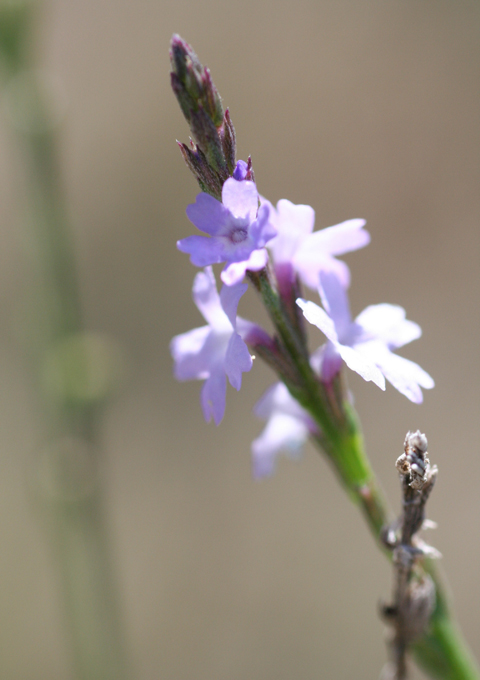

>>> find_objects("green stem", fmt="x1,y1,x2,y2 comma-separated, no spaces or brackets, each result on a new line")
249,269,339,442
39,465,131,680
253,267,480,680
413,561,480,680
1,25,132,680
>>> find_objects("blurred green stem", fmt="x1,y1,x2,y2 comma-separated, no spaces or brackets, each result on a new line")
0,5,131,679
45,480,130,680
25,88,130,680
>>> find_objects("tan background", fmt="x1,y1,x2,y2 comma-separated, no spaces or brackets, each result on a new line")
0,1,479,678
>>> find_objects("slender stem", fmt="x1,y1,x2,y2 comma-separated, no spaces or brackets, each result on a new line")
252,266,480,680
1,27,132,680
40,477,131,680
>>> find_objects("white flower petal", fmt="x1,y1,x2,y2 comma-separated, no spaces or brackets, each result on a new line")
254,382,308,421
296,298,339,343
193,267,230,331
170,326,211,380
338,345,386,390
372,350,434,403
355,304,421,349
319,269,352,340
222,178,258,220
302,218,368,256
251,413,310,478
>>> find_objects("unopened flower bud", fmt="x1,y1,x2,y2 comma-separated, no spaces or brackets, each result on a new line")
170,34,234,189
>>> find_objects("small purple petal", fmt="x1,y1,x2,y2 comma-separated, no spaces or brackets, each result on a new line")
186,193,230,236
221,248,268,286
276,200,315,237
251,383,315,479
293,219,368,290
233,160,248,180
222,178,258,220
170,326,210,380
249,203,276,248
172,267,257,424
318,270,352,341
192,267,230,330
237,318,274,348
317,342,343,383
220,281,248,328
294,252,351,290
177,234,227,266
201,367,227,425
219,237,258,265
266,199,314,264
252,413,308,478
302,219,369,256
253,382,281,419
254,382,310,422
224,333,253,390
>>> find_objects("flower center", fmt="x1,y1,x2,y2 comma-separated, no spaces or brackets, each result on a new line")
230,227,248,243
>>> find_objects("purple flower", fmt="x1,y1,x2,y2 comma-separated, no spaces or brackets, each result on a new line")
220,248,269,286
251,382,317,478
297,270,434,403
233,159,248,180
170,267,253,424
177,177,276,277
264,198,370,289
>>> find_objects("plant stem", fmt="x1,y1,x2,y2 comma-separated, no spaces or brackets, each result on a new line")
253,266,480,680
311,406,480,680
1,14,132,678
39,468,131,680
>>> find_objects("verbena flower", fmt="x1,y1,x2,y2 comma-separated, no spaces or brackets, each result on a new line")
297,270,434,403
264,198,370,289
220,248,269,286
177,174,276,284
170,266,253,424
252,382,317,478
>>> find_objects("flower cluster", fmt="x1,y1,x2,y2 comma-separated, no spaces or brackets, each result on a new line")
170,266,253,426
171,158,434,477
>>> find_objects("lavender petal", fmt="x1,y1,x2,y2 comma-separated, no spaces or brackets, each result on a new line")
186,192,230,235
177,234,227,266
221,177,258,220
201,366,227,425
224,333,253,390
296,298,339,344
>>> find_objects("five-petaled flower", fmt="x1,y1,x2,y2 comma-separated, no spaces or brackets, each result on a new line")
251,382,318,478
170,266,253,425
264,198,370,290
297,269,434,403
177,173,276,286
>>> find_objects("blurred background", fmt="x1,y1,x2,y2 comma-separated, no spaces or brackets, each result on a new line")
0,1,479,678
